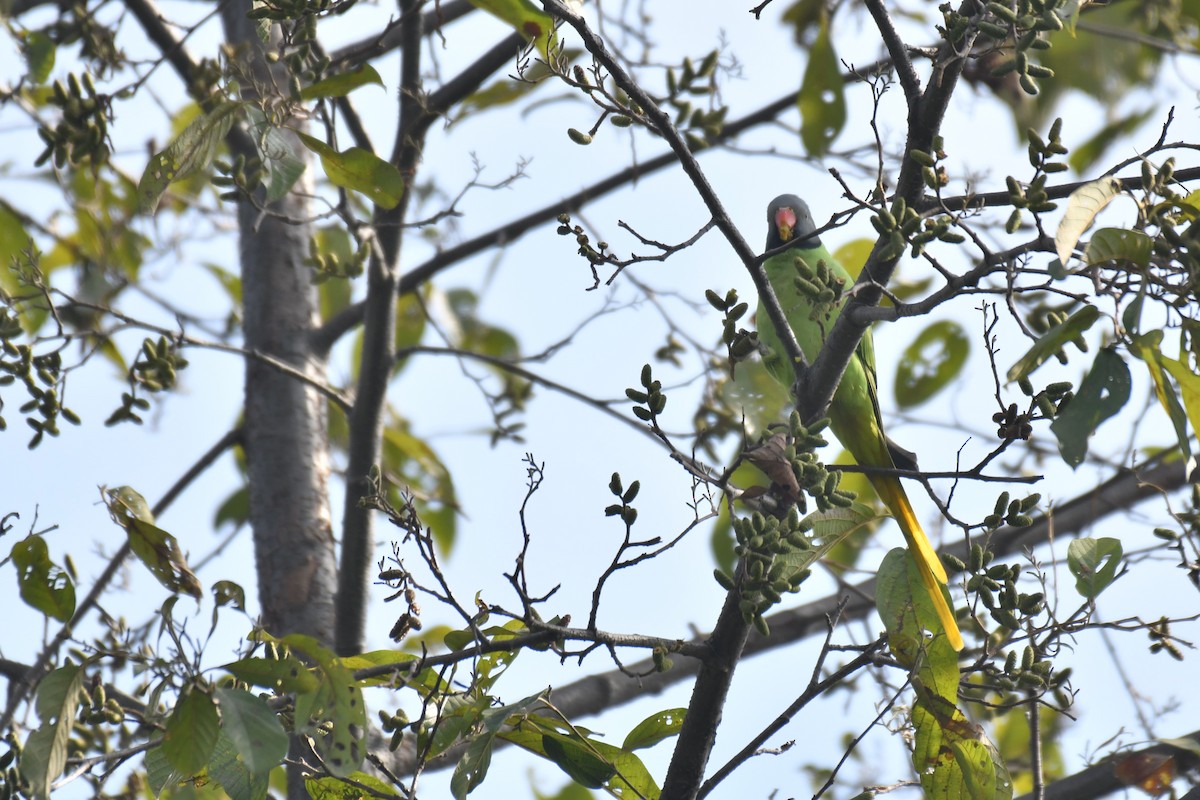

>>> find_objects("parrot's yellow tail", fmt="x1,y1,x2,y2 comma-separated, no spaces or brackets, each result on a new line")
871,475,964,652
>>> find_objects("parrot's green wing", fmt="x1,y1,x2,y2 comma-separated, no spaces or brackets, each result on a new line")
754,194,964,652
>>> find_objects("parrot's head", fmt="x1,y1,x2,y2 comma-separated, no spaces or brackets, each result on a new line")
766,194,820,252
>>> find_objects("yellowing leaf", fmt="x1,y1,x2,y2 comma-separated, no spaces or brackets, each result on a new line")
297,132,405,209
1055,176,1122,267
466,0,555,58
1157,353,1200,443
300,64,384,100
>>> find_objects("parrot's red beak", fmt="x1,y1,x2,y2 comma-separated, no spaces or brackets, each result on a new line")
775,206,797,243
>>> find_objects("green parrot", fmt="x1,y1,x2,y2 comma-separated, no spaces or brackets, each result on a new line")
756,194,964,652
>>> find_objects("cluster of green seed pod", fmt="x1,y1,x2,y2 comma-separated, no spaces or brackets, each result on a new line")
1147,617,1184,661
0,734,22,800
957,540,1046,631
974,0,1065,95
1141,159,1200,280
705,288,758,364
79,681,126,726
35,72,110,169
105,391,152,427
1017,376,1074,423
1,316,82,447
788,256,846,320
554,212,608,266
991,401,1033,441
965,644,1073,712
1005,119,1068,232
305,234,369,283
378,707,411,751
714,505,814,635
133,335,188,393
909,137,952,195
1025,302,1089,364
781,413,855,510
981,491,1041,530
663,52,726,152
626,364,667,425
212,154,266,202
1142,157,1178,199
604,471,640,527
870,196,929,262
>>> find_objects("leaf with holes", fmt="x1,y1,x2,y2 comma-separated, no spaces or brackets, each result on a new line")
1050,348,1131,467
895,320,970,409
798,18,845,157
139,100,241,213
1067,536,1123,599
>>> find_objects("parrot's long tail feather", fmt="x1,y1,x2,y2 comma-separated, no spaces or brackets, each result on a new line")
871,476,964,651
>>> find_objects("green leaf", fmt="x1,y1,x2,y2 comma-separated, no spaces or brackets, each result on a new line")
1068,109,1154,173
797,17,845,157
300,64,384,100
338,649,417,686
1156,352,1200,450
106,486,203,599
1054,177,1122,267
11,535,76,622
877,553,1007,798
213,687,289,775
466,0,555,58
540,734,618,789
268,633,367,778
1130,333,1193,473
622,709,686,750
222,655,319,693
144,745,188,798
0,206,34,300
139,100,242,213
296,132,404,208
876,549,960,676
894,320,970,409
208,729,270,800
1006,304,1100,383
450,726,496,800
308,772,399,800
22,664,85,800
246,108,307,204
1084,228,1151,270
1050,348,1131,467
1067,536,1123,599
212,579,246,610
214,485,250,531
22,31,56,84
163,688,220,775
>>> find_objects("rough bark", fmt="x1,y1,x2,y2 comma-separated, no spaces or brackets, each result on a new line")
219,4,338,651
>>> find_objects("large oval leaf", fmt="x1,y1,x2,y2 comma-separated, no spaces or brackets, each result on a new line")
1055,177,1122,267
1049,348,1131,468
297,132,404,209
798,17,845,157
894,320,970,409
